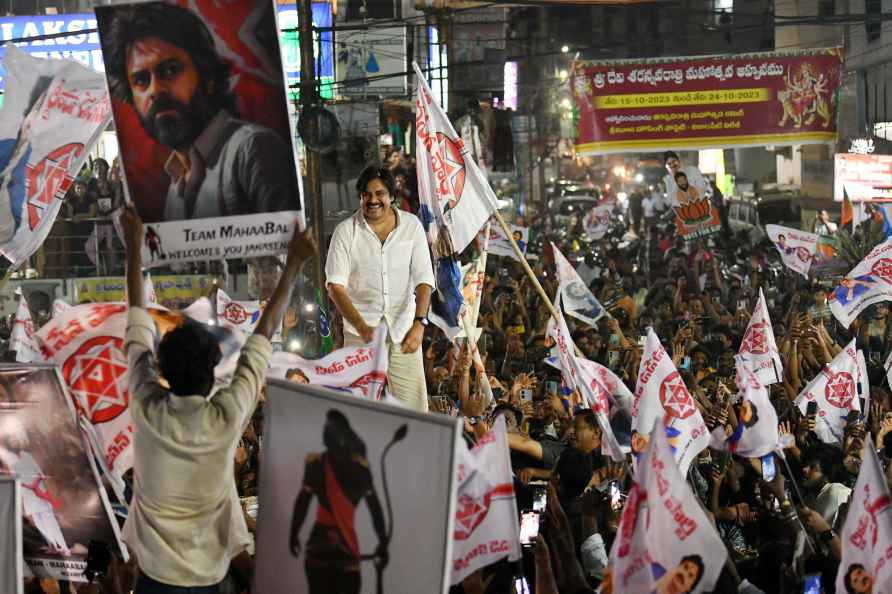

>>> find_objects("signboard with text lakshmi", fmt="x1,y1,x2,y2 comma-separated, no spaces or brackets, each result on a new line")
571,48,842,155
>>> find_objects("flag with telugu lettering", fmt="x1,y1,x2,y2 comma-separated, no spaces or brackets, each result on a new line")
10,292,39,363
450,416,521,584
829,235,892,328
766,224,819,279
737,288,782,386
552,242,605,327
632,328,710,476
836,437,892,594
548,292,624,461
607,420,727,594
268,326,389,400
0,46,111,268
414,61,498,332
35,301,244,485
413,61,499,256
795,339,869,444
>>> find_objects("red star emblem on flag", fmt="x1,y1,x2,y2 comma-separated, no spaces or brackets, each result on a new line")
824,371,855,409
871,258,892,284
454,493,490,541
659,371,696,420
436,132,466,211
223,302,248,325
62,336,128,424
740,322,769,355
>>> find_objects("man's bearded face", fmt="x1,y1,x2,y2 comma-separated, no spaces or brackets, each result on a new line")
126,37,214,150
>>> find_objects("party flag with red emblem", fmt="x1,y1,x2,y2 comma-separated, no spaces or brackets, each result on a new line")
632,328,710,476
795,338,869,444
450,416,521,584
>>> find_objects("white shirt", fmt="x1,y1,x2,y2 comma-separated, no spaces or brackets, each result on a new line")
815,481,851,529
123,307,272,587
325,208,436,344
664,166,708,206
642,195,657,218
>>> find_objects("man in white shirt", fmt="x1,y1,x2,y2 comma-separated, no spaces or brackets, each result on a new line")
121,205,316,593
802,448,851,529
663,151,708,206
326,165,436,412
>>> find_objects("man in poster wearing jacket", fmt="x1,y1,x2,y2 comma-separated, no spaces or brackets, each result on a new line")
100,2,300,221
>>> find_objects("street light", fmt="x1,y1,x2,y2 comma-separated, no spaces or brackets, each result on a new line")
561,45,569,53
560,98,572,109
559,69,568,80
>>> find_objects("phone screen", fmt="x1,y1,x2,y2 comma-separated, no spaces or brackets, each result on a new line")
804,573,822,594
806,401,818,417
545,380,559,396
609,481,622,510
532,486,547,512
519,512,539,546
761,454,776,482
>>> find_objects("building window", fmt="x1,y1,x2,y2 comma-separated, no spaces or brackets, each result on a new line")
866,0,881,42
818,0,834,18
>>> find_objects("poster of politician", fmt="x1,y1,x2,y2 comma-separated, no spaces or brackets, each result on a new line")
254,381,461,594
95,0,304,266
0,366,125,582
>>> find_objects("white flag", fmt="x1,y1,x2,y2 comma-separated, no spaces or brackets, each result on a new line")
216,289,282,343
632,328,710,476
712,356,779,458
487,223,528,262
52,299,70,317
608,420,727,594
9,295,39,363
548,294,624,461
35,302,244,483
836,438,892,594
766,224,819,279
144,273,157,304
738,288,783,386
413,62,499,254
552,242,606,326
0,46,111,268
545,354,634,414
584,205,612,241
829,236,892,328
796,339,869,444
451,416,521,584
268,327,389,400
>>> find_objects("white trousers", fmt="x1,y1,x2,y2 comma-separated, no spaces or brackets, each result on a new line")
345,331,429,412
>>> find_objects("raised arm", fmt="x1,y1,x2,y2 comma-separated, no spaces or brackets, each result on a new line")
122,206,144,310
254,228,318,339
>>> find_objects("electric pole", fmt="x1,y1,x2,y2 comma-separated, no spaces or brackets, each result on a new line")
298,0,325,291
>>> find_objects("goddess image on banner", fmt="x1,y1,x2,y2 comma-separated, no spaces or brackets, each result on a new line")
95,0,304,266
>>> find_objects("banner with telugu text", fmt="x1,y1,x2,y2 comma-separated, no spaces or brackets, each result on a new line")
571,48,842,155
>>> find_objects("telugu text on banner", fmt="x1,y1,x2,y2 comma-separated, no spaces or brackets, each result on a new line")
571,48,842,155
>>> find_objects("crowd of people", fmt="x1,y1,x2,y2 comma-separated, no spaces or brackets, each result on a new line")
8,159,891,594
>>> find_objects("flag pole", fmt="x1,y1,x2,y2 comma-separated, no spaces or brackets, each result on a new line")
491,209,560,322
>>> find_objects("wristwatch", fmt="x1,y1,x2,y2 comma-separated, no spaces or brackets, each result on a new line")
414,316,429,327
